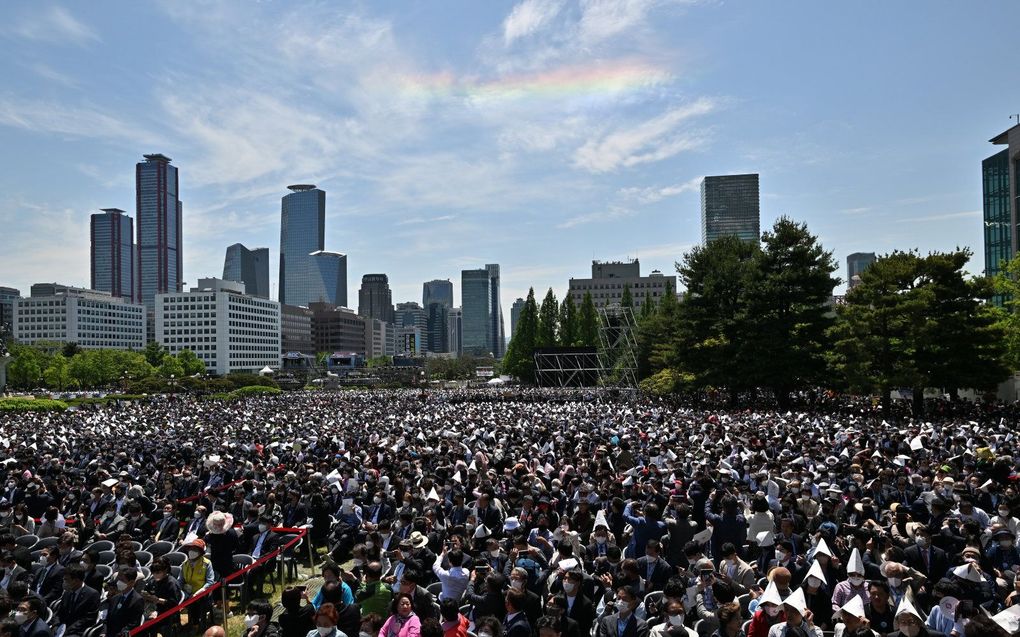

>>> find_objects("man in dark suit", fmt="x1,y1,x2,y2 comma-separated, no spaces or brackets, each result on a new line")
903,526,949,581
502,589,532,637
635,540,672,594
246,515,281,596
55,532,82,568
181,506,208,540
104,567,145,637
123,504,152,544
57,565,100,637
15,596,51,637
560,570,596,636
282,491,309,528
475,493,504,537
152,503,181,544
31,546,65,604
465,571,507,622
545,596,583,637
398,570,437,620
595,586,648,637
362,492,394,531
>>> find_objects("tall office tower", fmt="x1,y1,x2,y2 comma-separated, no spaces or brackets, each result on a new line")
426,302,449,353
447,307,462,357
279,184,326,306
396,301,428,351
223,243,270,299
701,173,760,244
308,251,347,306
423,279,454,310
486,264,506,358
136,154,182,309
510,298,525,337
984,126,1020,286
90,208,136,302
461,268,491,356
358,274,394,324
0,287,20,330
846,252,877,290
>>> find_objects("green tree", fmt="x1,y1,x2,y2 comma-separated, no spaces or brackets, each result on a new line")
158,355,185,379
558,295,578,347
143,341,166,367
577,292,599,347
639,293,656,320
176,349,207,375
621,285,633,309
536,288,559,348
7,345,44,389
741,217,840,407
43,354,74,390
61,342,81,358
994,254,1020,370
502,288,539,382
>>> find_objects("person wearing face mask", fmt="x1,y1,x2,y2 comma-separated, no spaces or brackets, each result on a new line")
557,571,594,636
14,596,50,637
649,599,695,637
830,550,869,614
543,595,581,637
990,503,1018,535
55,564,100,637
595,585,648,637
637,540,672,594
246,514,282,598
153,503,180,543
93,503,125,541
139,558,181,635
124,504,152,543
178,539,215,616
30,546,64,604
245,599,281,637
888,597,944,637
747,581,785,637
903,527,948,583
104,567,144,637
986,529,1020,578
183,505,209,540
767,589,823,637
379,594,420,637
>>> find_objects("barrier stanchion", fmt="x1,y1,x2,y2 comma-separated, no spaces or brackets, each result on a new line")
307,529,315,570
127,527,308,637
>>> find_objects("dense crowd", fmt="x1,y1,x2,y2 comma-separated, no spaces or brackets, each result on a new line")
0,389,1017,637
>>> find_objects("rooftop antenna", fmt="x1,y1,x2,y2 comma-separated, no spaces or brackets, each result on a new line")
1012,114,1020,126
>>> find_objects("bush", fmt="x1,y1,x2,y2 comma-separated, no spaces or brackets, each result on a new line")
224,374,279,390
227,385,281,400
639,369,692,396
0,398,69,413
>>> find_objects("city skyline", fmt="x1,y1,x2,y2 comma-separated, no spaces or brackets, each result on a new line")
1,2,1019,313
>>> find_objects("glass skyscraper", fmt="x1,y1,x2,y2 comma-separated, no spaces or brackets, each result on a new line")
308,251,347,306
461,268,491,356
423,279,454,310
358,274,394,323
701,173,760,244
510,297,525,337
984,148,1012,278
486,264,506,358
91,208,136,302
279,185,326,307
136,154,182,309
223,243,270,298
846,252,876,290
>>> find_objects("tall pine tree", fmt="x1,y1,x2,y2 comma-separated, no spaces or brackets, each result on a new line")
578,292,599,347
621,285,634,309
502,288,539,382
558,295,578,347
537,288,559,348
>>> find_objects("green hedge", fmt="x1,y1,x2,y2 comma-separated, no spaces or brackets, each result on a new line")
0,398,69,413
228,385,281,399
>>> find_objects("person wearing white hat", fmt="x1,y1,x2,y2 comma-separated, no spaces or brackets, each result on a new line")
766,588,822,636
831,549,869,613
747,581,786,636
889,596,945,637
800,561,833,630
832,596,877,637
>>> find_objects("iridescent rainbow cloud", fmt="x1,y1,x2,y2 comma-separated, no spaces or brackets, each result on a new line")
397,61,673,102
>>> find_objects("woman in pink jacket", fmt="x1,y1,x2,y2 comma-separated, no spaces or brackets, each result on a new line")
379,593,421,637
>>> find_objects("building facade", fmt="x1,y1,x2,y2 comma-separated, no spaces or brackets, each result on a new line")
310,302,367,355
308,251,347,306
281,304,314,355
223,244,270,299
0,287,21,331
156,278,280,375
136,154,182,309
423,279,454,310
14,287,145,350
365,318,395,358
358,274,394,324
984,127,1018,281
447,307,462,357
567,259,676,310
701,173,760,244
510,297,525,337
426,302,449,353
461,269,492,356
846,252,877,290
91,208,136,302
486,264,506,358
395,302,428,351
279,185,326,306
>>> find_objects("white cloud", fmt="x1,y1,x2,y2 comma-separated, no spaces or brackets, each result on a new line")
573,98,715,172
503,0,564,45
895,210,980,223
0,95,163,146
557,205,635,228
578,0,658,45
618,176,701,204
12,7,100,46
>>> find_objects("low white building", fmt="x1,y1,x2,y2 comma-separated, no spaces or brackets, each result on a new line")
13,286,146,350
156,278,280,375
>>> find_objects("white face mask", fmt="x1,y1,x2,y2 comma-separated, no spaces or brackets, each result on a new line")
188,550,202,560
915,536,928,548
489,549,500,557
765,605,780,617
244,615,259,629
667,614,684,627
899,625,919,637
562,582,576,594
366,541,375,549
1000,509,1011,518
887,577,901,588
848,575,864,587
510,580,524,591
258,524,269,534
806,576,822,589
352,559,364,567
13,612,27,626
373,497,382,504
116,580,129,592
317,627,333,637
595,536,607,544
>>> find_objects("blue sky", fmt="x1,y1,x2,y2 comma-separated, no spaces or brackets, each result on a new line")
1,1,1018,313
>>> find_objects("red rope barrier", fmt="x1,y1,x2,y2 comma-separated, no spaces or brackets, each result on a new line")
127,527,308,637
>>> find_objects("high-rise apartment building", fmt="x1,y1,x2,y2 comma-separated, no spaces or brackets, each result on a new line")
423,279,454,310
984,125,1020,283
701,173,760,244
358,274,394,324
846,252,876,290
91,208,136,302
486,264,506,358
0,287,19,330
156,278,280,375
14,286,145,350
223,243,270,299
279,184,325,306
510,298,526,337
136,154,182,309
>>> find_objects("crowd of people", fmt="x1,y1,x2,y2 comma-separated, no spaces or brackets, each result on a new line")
0,389,1017,637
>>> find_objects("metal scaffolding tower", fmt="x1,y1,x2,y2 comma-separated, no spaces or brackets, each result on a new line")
597,304,639,389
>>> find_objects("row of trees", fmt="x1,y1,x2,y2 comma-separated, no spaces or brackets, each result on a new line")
5,341,207,391
504,216,1017,414
502,287,599,382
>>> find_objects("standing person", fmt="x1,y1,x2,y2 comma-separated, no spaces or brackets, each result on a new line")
379,594,421,637
502,589,531,637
